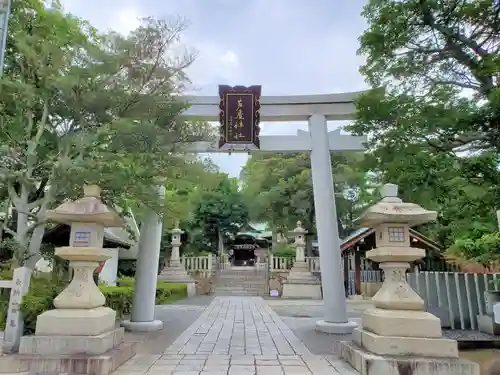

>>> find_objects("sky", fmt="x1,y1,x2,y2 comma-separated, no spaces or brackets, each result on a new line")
60,0,369,177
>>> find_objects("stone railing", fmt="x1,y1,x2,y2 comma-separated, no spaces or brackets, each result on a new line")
268,255,293,271
407,271,500,331
181,255,214,271
268,255,320,272
307,257,321,272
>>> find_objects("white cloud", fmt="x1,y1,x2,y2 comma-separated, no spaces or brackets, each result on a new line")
55,0,368,177
219,50,239,67
114,7,141,36
186,44,241,90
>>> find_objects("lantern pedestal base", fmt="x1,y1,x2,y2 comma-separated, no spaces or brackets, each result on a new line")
34,306,116,336
6,340,136,375
349,327,458,358
340,340,479,375
361,308,443,338
19,327,123,356
159,260,196,297
16,309,136,375
282,260,321,299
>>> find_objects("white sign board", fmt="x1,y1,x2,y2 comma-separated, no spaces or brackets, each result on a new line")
3,267,31,353
270,290,279,297
494,302,500,324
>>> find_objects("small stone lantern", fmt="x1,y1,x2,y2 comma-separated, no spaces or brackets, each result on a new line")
341,184,479,374
158,221,196,297
282,220,321,299
32,185,124,336
293,221,307,262
170,221,184,265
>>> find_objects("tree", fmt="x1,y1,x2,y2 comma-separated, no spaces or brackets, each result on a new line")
240,152,374,238
163,157,223,229
0,1,208,268
349,0,500,252
190,175,249,252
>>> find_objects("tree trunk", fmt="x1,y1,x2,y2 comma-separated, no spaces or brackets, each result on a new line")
217,229,223,256
25,224,45,269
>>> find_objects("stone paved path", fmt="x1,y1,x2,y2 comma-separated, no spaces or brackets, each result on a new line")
114,297,358,375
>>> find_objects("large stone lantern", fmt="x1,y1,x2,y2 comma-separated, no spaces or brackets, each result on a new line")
18,185,136,374
340,184,478,375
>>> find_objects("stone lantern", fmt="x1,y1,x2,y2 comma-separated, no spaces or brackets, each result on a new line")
18,185,136,374
170,221,183,261
158,221,196,297
282,221,321,299
293,221,307,262
340,184,478,375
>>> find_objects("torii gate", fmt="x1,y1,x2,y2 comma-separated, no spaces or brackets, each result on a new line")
122,87,366,335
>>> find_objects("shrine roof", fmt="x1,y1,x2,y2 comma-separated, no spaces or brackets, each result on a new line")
340,227,441,252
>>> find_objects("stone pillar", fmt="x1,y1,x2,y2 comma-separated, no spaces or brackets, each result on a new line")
308,114,356,334
340,184,479,375
121,185,165,332
282,221,321,299
158,222,196,297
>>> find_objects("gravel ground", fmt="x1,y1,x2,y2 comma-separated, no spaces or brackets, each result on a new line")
124,297,213,354
270,302,500,357
280,316,361,355
125,308,205,354
170,295,215,306
271,304,365,319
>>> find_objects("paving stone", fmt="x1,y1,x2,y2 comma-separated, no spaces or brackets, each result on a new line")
256,367,284,375
256,359,280,366
282,366,311,374
109,297,360,375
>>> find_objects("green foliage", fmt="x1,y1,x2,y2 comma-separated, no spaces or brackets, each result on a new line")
350,0,500,258
117,259,137,277
163,158,222,229
20,275,66,334
0,0,213,268
272,244,296,258
1,275,188,334
449,232,500,267
190,175,249,251
99,286,134,316
0,297,7,330
240,152,374,237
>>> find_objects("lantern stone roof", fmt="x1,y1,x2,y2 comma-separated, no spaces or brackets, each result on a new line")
46,185,123,227
358,184,437,227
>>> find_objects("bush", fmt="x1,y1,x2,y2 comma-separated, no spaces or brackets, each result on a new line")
449,232,500,267
21,275,66,334
272,243,296,258
2,274,189,335
0,297,8,330
99,285,134,316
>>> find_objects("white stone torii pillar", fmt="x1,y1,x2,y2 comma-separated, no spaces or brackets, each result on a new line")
121,185,165,332
179,91,365,334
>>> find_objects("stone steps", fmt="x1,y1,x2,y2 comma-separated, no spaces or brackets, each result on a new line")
213,268,268,296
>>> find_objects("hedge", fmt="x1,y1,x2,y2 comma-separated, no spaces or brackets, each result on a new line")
0,275,188,334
